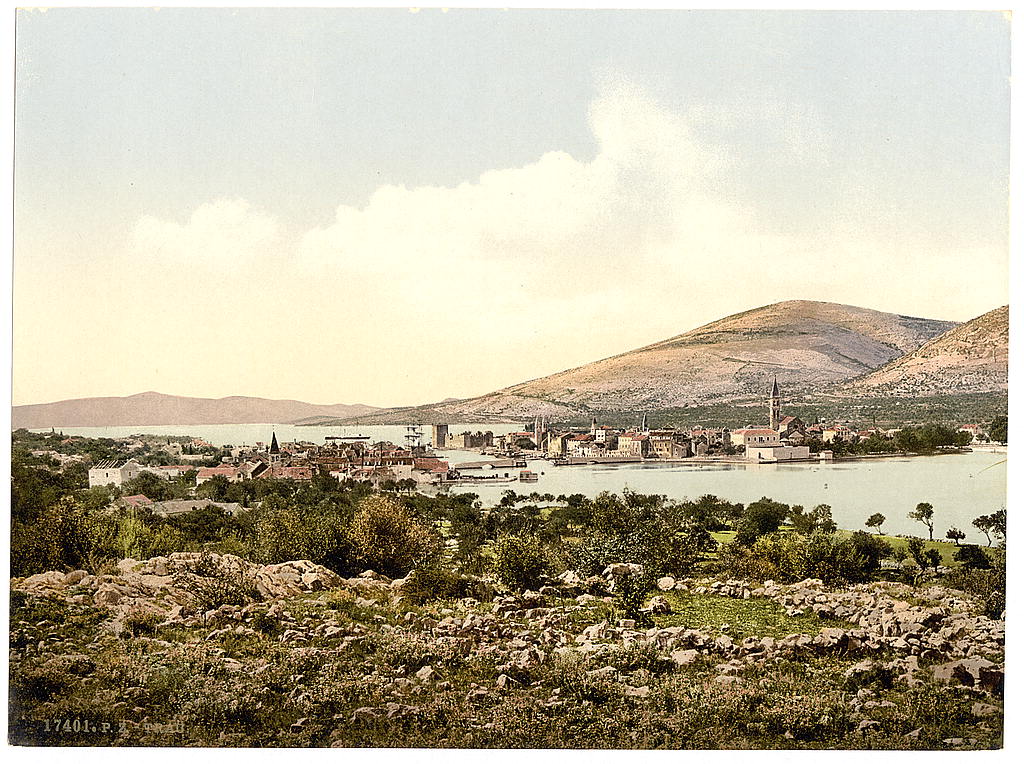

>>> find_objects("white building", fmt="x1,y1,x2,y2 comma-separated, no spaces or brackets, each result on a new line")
88,459,144,488
746,444,811,462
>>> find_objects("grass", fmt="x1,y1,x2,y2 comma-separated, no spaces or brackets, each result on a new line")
652,590,852,639
8,571,1004,750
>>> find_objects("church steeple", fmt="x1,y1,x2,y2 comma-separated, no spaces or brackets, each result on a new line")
770,375,782,430
270,431,280,454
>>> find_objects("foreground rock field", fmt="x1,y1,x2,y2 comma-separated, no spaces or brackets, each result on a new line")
10,553,1004,749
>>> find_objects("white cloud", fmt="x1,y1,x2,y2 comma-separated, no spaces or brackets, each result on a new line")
102,80,1005,405
133,198,281,264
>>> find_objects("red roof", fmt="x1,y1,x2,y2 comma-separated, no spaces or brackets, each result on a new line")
734,429,777,435
197,466,236,477
122,494,153,507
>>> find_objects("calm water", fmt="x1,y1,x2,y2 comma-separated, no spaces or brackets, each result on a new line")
440,450,1007,545
36,424,1006,544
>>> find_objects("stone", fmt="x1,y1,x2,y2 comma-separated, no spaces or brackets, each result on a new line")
971,702,999,718
63,570,89,586
657,576,676,591
415,665,438,682
647,595,672,614
622,685,650,698
350,707,378,723
670,649,700,666
93,586,122,606
495,674,518,689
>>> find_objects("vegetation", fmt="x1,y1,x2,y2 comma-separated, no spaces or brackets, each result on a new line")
8,428,1007,751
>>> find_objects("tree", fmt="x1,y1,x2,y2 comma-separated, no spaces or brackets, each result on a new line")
945,527,966,546
349,495,441,577
865,513,886,535
909,502,935,540
196,475,231,502
736,497,790,545
924,548,942,571
906,538,927,569
492,533,549,591
973,514,995,546
989,415,1007,444
991,508,1006,546
953,544,992,570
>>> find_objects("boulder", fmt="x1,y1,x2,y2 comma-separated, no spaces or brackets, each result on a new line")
63,570,89,586
670,649,700,666
657,576,676,591
647,596,672,615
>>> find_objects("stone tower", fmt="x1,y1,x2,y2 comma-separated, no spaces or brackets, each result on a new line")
769,376,782,430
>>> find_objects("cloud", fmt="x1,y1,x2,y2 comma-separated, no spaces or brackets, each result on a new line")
107,79,1005,405
132,198,281,265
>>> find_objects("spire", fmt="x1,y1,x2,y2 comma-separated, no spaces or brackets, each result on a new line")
770,375,782,430
270,431,280,454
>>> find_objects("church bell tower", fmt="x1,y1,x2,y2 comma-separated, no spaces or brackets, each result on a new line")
769,376,782,430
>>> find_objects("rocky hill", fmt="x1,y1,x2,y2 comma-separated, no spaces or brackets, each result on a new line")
838,307,1008,398
334,300,956,423
11,391,379,429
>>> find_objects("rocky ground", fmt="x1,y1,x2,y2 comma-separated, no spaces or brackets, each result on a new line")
9,554,1004,748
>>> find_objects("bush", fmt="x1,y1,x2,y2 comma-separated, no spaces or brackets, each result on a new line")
123,609,162,637
349,495,441,578
401,567,494,604
492,533,550,591
953,544,992,570
614,570,655,626
946,556,1005,619
735,498,790,545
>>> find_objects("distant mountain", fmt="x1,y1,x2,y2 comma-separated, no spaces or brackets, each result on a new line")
838,306,1008,398
326,300,958,424
11,392,379,429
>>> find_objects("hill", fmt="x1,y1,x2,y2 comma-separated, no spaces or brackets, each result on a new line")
11,391,379,429
329,300,956,424
837,306,1008,398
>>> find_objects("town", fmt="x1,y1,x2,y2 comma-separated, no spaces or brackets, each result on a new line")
49,379,994,511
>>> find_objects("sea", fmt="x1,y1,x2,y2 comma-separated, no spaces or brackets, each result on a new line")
35,423,1007,545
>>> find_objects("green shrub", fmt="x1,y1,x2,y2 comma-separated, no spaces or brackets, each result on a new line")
492,533,550,591
349,495,441,578
735,497,790,546
953,544,992,570
401,567,495,603
123,608,162,637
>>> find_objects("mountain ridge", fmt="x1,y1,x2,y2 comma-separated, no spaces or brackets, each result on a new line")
11,392,379,429
837,305,1008,398
327,300,961,423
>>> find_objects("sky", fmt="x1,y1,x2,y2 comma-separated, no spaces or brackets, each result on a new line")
12,8,1010,408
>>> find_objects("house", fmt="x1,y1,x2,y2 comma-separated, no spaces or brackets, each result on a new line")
88,459,144,488
730,429,780,448
776,415,806,442
746,444,812,462
822,425,855,443
151,500,243,517
120,494,154,509
613,432,650,457
648,430,691,459
195,466,243,485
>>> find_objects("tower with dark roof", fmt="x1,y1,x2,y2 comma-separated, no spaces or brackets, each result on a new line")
270,431,280,454
769,376,782,430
